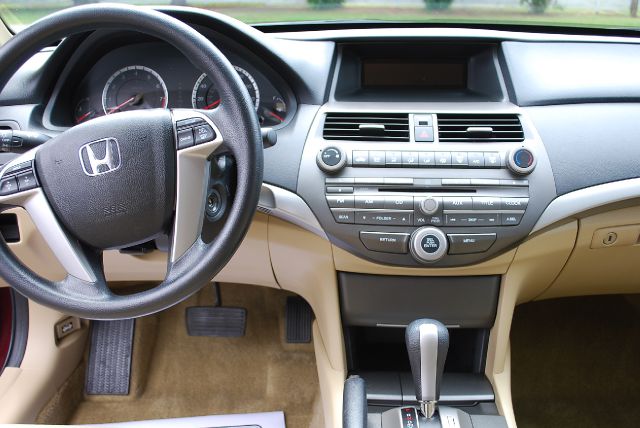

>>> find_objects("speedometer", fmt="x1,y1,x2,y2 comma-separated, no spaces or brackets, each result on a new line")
102,66,168,114
192,65,260,111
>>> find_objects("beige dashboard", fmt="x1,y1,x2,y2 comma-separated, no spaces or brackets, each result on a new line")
2,188,640,428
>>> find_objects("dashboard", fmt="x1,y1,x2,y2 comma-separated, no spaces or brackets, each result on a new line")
1,9,640,271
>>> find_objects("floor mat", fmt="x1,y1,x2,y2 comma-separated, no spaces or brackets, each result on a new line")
85,411,285,428
65,284,320,428
511,294,640,428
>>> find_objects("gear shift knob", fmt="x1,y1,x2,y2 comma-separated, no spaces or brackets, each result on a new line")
405,319,449,419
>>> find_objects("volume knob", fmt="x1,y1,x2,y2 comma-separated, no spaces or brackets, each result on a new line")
317,146,347,173
419,196,440,215
507,147,536,175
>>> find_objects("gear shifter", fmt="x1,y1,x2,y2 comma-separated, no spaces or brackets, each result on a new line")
405,319,449,419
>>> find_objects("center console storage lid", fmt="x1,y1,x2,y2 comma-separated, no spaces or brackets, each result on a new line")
339,273,500,329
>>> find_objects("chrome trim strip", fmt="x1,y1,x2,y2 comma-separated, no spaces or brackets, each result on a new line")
531,177,640,234
419,323,438,405
259,183,327,240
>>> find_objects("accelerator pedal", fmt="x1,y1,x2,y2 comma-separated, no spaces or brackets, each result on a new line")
286,296,313,343
85,319,135,395
186,283,246,337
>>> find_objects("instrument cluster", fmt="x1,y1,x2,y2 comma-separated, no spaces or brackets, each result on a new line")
70,41,292,128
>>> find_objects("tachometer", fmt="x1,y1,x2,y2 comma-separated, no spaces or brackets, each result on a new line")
192,65,259,111
102,66,168,115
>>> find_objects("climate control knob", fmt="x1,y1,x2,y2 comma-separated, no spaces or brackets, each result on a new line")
410,227,448,263
316,146,347,173
507,146,536,175
419,196,440,215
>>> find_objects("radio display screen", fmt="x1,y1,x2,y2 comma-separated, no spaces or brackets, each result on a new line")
361,59,467,89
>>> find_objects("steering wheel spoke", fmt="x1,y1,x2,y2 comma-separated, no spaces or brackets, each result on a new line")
0,149,98,283
170,109,223,263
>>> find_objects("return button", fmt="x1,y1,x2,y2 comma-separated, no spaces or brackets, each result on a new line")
360,232,410,254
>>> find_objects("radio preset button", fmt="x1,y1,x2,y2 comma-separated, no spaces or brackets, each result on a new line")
360,232,410,254
443,197,473,210
502,197,529,210
355,211,413,226
448,233,497,255
500,179,529,187
473,197,501,210
435,152,451,166
326,195,355,208
355,196,385,209
385,151,402,166
384,195,413,209
501,213,524,225
331,209,354,224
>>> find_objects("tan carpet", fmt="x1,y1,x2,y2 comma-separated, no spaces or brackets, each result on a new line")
511,294,640,428
43,283,321,428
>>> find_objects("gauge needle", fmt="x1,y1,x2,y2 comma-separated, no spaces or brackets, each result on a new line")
107,95,137,114
75,111,94,124
204,99,221,110
267,111,284,122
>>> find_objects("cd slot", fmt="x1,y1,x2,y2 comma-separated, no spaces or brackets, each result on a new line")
380,187,476,194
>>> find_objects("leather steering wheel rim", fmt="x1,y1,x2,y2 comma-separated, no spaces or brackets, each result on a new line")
0,4,263,319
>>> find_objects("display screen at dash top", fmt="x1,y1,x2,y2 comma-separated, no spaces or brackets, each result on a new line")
361,60,467,88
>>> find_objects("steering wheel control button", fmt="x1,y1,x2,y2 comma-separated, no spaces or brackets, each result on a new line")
501,213,524,226
410,227,448,263
194,125,216,145
0,177,18,196
331,209,354,224
177,128,194,149
17,171,38,191
176,118,204,128
360,232,410,254
4,161,32,175
317,146,346,173
448,233,497,255
508,147,536,175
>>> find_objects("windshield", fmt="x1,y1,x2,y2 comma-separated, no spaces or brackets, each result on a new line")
2,1,640,32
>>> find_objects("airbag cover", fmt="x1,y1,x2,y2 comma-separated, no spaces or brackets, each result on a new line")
36,109,175,249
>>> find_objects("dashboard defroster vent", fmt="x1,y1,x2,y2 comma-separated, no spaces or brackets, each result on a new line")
437,114,524,142
323,113,410,142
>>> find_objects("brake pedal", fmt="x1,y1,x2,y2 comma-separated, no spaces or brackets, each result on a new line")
186,283,246,337
85,319,135,395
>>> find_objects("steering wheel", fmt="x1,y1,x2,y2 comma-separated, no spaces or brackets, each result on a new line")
0,5,263,319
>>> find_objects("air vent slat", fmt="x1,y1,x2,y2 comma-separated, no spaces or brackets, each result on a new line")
324,113,410,142
437,114,524,142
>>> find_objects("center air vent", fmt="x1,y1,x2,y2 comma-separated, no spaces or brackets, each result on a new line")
323,113,410,142
437,114,524,142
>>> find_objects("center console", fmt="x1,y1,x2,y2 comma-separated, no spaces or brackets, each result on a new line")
297,42,556,267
